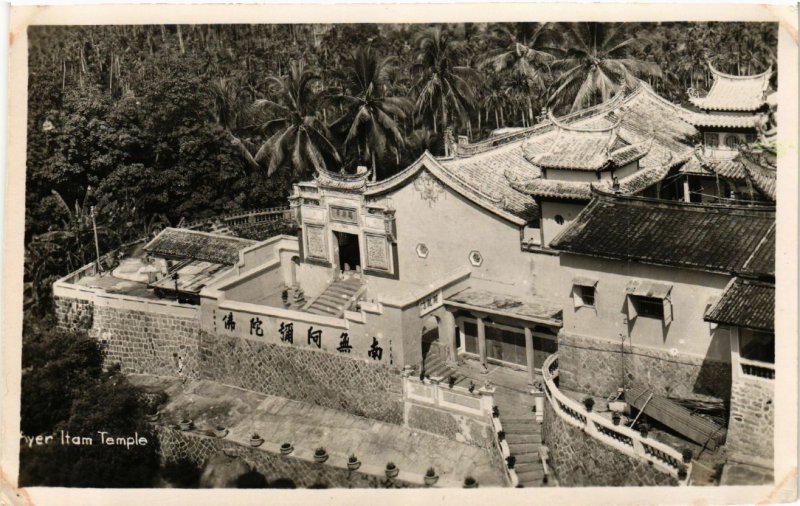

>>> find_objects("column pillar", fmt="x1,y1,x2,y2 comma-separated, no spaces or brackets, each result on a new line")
474,312,488,373
441,310,458,365
683,177,691,203
525,326,536,385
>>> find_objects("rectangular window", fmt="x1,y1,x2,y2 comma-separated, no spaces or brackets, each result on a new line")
739,329,775,364
573,285,595,308
704,132,719,147
630,295,664,319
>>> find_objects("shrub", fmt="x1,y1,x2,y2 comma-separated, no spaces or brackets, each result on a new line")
426,467,436,477
583,397,595,412
315,447,326,456
349,454,358,463
386,462,396,470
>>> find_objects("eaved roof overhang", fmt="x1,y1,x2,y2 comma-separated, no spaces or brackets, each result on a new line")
364,151,528,227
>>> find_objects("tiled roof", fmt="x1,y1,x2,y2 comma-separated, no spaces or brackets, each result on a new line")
446,288,562,324
550,193,776,274
704,278,774,331
686,112,763,129
741,154,777,200
679,148,777,201
689,65,771,112
144,228,256,265
506,155,673,201
366,152,535,225
741,222,775,278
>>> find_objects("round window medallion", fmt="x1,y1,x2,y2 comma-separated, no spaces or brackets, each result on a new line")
416,243,429,258
469,250,483,267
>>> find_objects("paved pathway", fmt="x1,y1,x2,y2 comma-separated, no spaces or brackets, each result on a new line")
131,375,506,487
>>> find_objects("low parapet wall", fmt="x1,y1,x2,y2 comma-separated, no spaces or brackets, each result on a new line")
541,354,684,487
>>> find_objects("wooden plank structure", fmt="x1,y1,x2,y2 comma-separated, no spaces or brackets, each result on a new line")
625,385,727,450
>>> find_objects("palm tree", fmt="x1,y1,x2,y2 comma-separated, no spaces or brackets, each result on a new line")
332,47,412,181
547,23,662,112
482,23,557,92
250,60,341,178
411,27,478,135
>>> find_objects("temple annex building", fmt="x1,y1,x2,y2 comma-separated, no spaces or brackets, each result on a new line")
54,67,778,488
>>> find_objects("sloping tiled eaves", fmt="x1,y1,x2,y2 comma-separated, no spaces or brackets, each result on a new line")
145,228,256,265
705,278,774,331
550,197,775,273
741,223,775,277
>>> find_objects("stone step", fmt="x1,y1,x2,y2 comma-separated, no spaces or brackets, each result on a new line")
502,417,538,424
502,423,540,435
327,284,360,294
308,301,342,314
306,306,337,316
507,442,540,455
506,433,542,445
516,469,546,485
316,295,349,307
512,452,539,465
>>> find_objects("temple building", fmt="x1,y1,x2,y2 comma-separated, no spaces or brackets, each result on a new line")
53,75,778,486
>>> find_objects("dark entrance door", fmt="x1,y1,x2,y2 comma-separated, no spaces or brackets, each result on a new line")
334,231,361,272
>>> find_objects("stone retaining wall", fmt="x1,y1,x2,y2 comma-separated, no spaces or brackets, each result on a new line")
405,403,493,449
558,332,731,402
55,296,94,332
726,378,774,464
155,426,420,488
199,331,404,425
542,400,677,487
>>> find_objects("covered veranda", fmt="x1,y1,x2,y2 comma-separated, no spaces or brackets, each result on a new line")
435,288,563,386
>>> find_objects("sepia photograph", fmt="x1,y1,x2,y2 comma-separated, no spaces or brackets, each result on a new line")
2,4,798,505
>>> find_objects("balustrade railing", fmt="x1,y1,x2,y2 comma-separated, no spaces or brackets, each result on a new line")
739,357,775,380
541,354,689,483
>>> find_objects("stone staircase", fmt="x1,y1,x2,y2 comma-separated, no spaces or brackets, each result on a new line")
422,352,467,386
503,417,549,487
303,277,363,317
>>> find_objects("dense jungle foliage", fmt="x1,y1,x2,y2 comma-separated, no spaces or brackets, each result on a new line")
25,22,777,314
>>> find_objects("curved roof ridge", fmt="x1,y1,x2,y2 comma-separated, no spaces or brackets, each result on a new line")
709,62,773,80
548,107,621,133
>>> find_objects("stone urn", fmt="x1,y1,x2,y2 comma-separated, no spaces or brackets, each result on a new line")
385,462,399,478
214,426,228,438
249,434,264,447
314,448,329,463
347,455,361,471
424,468,438,486
463,476,478,488
179,419,193,431
280,442,293,455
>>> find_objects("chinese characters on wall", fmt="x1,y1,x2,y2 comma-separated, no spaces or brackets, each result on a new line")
219,312,382,360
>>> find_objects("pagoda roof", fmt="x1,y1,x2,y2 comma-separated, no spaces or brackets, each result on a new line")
685,112,764,129
689,64,771,112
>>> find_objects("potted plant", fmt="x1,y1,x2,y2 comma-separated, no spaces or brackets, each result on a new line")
313,447,328,463
612,412,621,426
497,430,506,442
681,448,693,464
639,423,650,438
385,462,399,478
492,406,500,418
214,425,228,438
347,454,361,471
506,455,516,469
448,376,457,389
468,381,476,394
280,442,293,455
677,465,688,481
424,467,438,486
583,397,595,412
463,476,478,488
249,433,264,447
179,418,193,431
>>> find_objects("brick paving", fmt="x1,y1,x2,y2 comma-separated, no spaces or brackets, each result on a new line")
131,375,506,487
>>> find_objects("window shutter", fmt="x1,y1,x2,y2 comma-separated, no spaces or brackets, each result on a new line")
572,285,582,308
626,295,638,319
663,296,673,325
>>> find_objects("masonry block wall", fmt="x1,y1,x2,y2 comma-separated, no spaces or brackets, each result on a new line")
55,296,202,378
558,333,731,402
198,331,405,425
542,400,678,487
155,426,420,488
726,378,774,464
55,296,94,332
